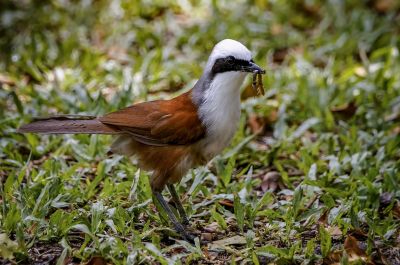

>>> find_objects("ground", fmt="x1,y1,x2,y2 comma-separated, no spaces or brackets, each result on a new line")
0,0,400,264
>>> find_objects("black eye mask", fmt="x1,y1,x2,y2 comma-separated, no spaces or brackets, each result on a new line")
212,56,252,74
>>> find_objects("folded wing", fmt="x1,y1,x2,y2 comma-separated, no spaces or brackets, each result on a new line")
99,92,206,146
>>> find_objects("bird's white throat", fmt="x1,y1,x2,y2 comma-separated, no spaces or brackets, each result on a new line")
197,71,247,159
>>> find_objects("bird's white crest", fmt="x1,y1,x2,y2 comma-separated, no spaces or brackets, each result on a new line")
205,39,252,70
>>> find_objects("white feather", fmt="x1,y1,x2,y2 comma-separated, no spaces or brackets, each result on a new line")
205,39,252,71
190,39,253,160
197,71,246,160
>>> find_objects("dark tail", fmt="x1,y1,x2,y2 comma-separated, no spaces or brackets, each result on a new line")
17,115,119,134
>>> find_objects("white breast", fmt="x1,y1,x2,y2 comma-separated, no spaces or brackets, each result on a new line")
197,72,246,160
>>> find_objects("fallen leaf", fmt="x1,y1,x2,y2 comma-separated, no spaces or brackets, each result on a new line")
203,248,218,261
260,171,283,192
373,0,397,13
247,111,279,135
248,113,264,134
313,57,327,68
219,199,234,208
393,201,400,219
297,1,321,17
203,222,219,233
0,73,15,85
169,246,186,255
210,235,246,248
266,110,278,124
318,209,329,226
201,233,213,242
63,256,73,265
392,126,400,135
350,229,368,238
86,256,108,265
322,250,342,265
273,48,289,63
331,101,357,120
327,226,342,237
344,236,368,261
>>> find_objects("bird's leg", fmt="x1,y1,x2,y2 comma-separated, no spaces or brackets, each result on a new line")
167,184,189,225
154,191,195,242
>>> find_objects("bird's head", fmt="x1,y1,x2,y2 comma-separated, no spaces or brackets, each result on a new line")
205,39,265,76
192,39,265,105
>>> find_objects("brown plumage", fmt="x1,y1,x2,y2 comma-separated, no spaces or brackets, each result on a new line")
101,91,207,191
18,115,119,134
18,91,206,191
100,91,205,146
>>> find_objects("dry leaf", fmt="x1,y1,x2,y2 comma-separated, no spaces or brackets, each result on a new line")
373,0,397,13
260,171,283,192
393,201,400,219
210,235,246,248
327,226,342,237
266,110,278,124
203,248,218,261
344,235,368,261
86,256,108,265
219,199,234,208
248,113,264,134
247,111,279,135
318,209,329,226
203,222,219,233
297,1,321,17
273,48,289,63
0,73,15,85
201,233,213,242
331,101,357,120
392,126,400,135
323,235,371,265
351,229,369,238
323,250,342,265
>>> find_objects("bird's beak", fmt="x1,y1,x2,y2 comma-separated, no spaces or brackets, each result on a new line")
240,61,266,74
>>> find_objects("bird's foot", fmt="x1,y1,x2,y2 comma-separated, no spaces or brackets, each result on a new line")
173,223,198,243
181,216,190,226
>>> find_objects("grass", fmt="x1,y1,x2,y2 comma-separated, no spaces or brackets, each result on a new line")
1,0,400,264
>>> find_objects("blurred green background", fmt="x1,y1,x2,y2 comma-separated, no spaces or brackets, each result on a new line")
1,0,400,264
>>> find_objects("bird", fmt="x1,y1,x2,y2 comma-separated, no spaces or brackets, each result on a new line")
18,39,266,242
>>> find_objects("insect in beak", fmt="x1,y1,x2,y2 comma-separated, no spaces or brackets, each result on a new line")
252,69,265,96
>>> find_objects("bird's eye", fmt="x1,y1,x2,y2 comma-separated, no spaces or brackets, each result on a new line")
227,56,235,62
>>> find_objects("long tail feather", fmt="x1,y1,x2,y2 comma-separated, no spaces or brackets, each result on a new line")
17,115,120,134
